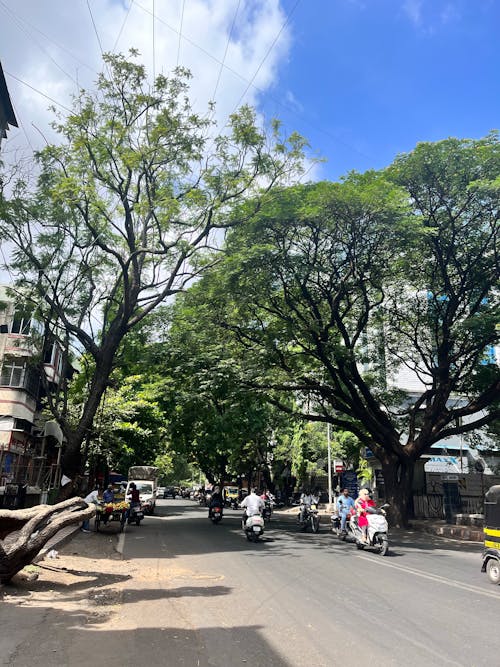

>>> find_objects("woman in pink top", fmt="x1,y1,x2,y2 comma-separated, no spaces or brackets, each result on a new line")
355,488,375,542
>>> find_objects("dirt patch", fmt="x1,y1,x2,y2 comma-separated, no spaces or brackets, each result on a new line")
0,530,132,617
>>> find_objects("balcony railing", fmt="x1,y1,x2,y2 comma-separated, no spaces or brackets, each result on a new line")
0,367,40,396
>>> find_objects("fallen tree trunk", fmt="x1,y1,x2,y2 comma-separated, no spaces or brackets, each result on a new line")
0,497,95,583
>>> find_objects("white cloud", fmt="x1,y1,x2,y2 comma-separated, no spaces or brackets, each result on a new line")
403,0,423,27
0,0,291,154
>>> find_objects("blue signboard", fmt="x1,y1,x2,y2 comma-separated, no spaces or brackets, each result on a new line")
341,471,358,498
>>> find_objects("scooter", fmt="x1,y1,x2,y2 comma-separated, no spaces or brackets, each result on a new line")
127,503,145,526
243,513,265,542
348,504,390,555
209,504,223,524
331,512,342,536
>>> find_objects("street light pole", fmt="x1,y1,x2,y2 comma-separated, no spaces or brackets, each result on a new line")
327,423,332,506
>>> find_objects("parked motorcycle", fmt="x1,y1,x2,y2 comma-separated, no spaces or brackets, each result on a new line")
298,503,320,533
347,504,390,555
243,513,265,542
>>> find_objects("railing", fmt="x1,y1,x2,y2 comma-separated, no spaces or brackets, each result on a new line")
413,493,444,518
413,492,484,518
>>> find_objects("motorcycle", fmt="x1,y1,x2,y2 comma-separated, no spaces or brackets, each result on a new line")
262,495,275,523
298,502,320,533
127,503,145,526
331,512,342,536
209,504,223,524
347,504,390,555
332,508,356,539
243,513,265,542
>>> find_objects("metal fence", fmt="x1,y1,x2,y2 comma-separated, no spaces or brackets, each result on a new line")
413,492,484,519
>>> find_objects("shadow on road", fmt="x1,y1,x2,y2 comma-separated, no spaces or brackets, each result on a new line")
0,590,292,667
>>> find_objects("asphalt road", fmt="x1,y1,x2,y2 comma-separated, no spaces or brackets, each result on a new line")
1,499,499,667
115,499,498,667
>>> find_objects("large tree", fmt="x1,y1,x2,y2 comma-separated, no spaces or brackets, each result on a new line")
199,138,500,526
161,291,295,488
0,50,305,495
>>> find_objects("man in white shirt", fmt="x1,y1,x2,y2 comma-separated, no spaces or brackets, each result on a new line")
240,488,265,527
299,489,319,522
81,488,99,532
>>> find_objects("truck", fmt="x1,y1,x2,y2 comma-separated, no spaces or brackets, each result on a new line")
126,466,159,515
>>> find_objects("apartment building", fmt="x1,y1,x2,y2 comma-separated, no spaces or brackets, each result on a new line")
0,286,65,506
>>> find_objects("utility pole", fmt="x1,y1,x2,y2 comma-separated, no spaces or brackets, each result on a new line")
327,423,333,508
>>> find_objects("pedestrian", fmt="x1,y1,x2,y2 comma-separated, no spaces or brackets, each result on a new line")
81,488,99,532
103,484,115,503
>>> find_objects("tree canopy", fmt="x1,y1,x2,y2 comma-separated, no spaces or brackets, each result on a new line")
0,50,305,491
189,136,499,525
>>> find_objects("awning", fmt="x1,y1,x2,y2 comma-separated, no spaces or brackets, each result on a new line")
44,420,63,445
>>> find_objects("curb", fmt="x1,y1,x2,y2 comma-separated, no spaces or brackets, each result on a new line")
410,522,483,543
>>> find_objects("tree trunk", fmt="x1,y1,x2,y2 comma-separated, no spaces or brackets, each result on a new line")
57,348,119,501
0,498,95,583
381,457,415,528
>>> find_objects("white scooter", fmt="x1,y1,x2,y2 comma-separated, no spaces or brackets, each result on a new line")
242,513,265,542
348,504,390,556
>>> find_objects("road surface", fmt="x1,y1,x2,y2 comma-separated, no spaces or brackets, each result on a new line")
1,498,498,666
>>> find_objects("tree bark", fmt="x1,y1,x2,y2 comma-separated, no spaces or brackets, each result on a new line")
381,457,415,528
0,498,95,583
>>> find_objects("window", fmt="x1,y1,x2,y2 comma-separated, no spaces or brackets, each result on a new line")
0,361,39,396
0,361,26,387
10,310,33,335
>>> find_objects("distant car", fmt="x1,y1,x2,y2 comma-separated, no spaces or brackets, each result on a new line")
164,486,177,499
156,487,166,498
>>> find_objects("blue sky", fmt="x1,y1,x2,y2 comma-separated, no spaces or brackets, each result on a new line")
265,0,500,179
1,0,499,182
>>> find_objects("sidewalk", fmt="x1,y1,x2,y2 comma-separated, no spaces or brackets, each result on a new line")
33,524,81,563
407,518,483,542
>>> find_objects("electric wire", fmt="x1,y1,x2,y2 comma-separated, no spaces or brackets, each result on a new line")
112,0,134,53
230,0,300,116
3,70,73,115
0,0,97,77
152,0,156,81
177,0,185,68
132,0,373,162
0,1,80,88
2,0,374,168
86,0,104,58
211,0,241,103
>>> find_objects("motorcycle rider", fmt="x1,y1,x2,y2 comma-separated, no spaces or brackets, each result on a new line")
208,486,223,520
240,487,265,527
299,488,319,523
337,488,355,533
355,487,376,543
126,482,141,523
